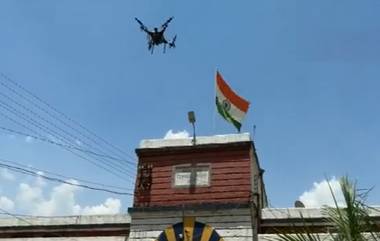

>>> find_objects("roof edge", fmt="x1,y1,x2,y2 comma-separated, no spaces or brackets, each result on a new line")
139,133,251,149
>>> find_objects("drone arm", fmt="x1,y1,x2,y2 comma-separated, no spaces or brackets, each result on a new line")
135,17,149,33
141,27,150,33
161,16,174,31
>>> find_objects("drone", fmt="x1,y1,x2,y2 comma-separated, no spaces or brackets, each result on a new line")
135,17,177,54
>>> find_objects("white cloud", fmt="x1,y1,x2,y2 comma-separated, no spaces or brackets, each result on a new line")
0,168,15,181
299,177,345,208
0,196,14,211
79,198,121,215
164,129,190,139
35,180,79,216
25,136,33,143
16,183,44,212
35,171,47,187
15,179,122,216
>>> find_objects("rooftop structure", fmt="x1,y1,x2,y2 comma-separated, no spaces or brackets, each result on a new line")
134,132,267,208
1,133,378,241
139,133,251,149
0,214,130,239
130,133,267,241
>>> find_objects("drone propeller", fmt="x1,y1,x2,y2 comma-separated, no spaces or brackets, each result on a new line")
169,35,177,48
135,17,148,32
161,16,174,29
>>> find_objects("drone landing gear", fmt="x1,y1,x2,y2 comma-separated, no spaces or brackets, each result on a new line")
148,42,154,54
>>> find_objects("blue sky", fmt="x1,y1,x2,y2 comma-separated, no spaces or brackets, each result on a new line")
0,0,379,215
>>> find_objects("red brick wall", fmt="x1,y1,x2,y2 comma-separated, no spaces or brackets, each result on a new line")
134,144,252,207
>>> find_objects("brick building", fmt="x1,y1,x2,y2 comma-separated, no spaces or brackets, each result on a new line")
0,133,378,241
129,133,267,241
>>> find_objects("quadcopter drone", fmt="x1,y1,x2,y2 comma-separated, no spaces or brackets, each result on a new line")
135,17,177,54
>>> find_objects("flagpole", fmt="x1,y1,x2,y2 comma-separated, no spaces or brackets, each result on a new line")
212,67,217,133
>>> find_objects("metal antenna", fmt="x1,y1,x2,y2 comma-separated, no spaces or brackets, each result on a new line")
188,111,196,145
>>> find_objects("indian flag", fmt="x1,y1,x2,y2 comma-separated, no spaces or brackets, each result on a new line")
216,71,250,132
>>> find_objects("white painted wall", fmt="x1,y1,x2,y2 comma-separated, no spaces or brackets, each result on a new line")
259,233,379,241
0,237,127,241
0,214,131,227
128,208,255,241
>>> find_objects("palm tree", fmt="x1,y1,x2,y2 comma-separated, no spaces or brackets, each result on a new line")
274,176,379,241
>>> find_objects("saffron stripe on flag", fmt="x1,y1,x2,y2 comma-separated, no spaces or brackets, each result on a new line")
216,71,250,113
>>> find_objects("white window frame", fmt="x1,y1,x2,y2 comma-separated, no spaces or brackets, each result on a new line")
172,163,211,188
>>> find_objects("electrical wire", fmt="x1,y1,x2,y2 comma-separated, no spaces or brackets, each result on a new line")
0,157,133,191
0,73,135,162
0,207,35,225
0,207,82,241
0,102,134,178
0,208,129,241
0,109,136,181
0,74,138,180
0,90,135,169
0,125,135,167
0,97,135,176
0,161,134,195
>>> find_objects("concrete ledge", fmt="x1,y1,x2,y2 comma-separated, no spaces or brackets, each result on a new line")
129,203,250,213
0,214,131,227
139,133,251,149
262,207,380,220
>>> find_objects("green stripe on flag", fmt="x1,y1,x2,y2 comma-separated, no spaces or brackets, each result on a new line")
215,97,242,132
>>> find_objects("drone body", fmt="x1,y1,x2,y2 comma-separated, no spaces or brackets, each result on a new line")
135,17,177,54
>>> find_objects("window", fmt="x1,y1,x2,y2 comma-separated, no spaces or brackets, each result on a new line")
173,164,210,188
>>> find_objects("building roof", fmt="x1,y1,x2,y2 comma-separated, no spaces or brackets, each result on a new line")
0,214,131,227
260,207,380,234
139,133,251,149
0,214,131,239
262,207,380,220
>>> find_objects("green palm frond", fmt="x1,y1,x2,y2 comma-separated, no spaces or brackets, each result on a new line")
272,176,378,241
322,176,377,241
275,231,322,241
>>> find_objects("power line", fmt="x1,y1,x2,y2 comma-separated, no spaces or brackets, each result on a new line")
0,95,136,177
0,157,133,191
0,125,136,167
0,73,135,162
0,207,82,241
0,161,134,196
0,75,127,161
0,207,35,225
0,102,134,178
0,74,137,180
0,90,135,169
0,109,136,181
